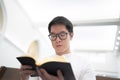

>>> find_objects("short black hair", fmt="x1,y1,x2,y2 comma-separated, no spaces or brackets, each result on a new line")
48,16,73,33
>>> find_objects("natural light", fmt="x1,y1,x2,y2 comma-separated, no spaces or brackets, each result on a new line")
1,0,120,78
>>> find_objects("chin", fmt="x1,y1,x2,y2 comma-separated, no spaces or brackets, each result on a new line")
56,50,64,55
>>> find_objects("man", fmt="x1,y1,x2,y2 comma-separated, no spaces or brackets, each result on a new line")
20,16,96,80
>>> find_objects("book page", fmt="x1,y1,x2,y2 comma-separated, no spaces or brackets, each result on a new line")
36,55,67,66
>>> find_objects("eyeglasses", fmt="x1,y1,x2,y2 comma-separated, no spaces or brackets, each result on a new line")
48,32,69,41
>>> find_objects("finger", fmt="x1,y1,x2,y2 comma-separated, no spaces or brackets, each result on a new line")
57,70,64,80
23,70,35,74
20,65,35,76
20,65,33,73
20,69,35,75
20,65,32,71
36,68,46,80
40,68,51,79
36,67,42,77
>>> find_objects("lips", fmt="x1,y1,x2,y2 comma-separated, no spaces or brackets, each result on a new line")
56,45,62,47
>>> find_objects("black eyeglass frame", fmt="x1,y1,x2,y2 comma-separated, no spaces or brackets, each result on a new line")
48,32,69,41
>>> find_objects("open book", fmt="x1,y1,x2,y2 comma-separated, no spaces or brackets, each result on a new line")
16,55,76,80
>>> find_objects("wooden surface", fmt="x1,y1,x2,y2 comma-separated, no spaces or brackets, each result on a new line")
96,76,120,80
0,66,21,80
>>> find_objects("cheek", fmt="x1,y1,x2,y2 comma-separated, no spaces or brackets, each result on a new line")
63,40,70,47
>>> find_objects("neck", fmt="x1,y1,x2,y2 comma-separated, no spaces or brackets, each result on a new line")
56,51,71,56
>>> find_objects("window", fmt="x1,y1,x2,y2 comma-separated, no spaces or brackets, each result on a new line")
72,25,117,52
71,25,118,77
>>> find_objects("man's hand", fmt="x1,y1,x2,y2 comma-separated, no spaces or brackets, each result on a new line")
36,68,64,80
20,65,35,80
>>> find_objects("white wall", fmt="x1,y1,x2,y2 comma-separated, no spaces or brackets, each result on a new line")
2,0,40,53
0,0,54,68
0,35,22,68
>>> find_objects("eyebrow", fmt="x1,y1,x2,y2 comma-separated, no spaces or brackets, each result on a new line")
50,31,67,34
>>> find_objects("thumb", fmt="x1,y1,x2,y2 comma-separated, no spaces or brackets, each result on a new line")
36,67,42,77
57,70,64,80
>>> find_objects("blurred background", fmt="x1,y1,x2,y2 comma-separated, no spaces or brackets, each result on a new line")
0,0,120,79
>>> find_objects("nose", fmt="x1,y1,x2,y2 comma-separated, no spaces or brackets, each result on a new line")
56,35,61,42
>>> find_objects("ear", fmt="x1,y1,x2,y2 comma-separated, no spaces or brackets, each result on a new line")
70,33,74,40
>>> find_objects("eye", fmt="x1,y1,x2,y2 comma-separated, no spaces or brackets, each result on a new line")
50,34,56,38
59,32,66,37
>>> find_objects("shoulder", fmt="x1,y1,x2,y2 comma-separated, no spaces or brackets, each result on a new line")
65,53,89,63
65,53,93,69
64,53,96,80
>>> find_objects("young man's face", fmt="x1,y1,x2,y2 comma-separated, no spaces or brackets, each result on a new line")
49,24,73,55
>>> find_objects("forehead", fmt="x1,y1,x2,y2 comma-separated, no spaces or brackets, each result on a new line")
50,24,68,33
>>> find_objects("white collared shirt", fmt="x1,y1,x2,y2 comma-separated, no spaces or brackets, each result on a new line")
63,53,96,80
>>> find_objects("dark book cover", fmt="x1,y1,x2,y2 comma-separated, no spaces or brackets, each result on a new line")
17,56,76,80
